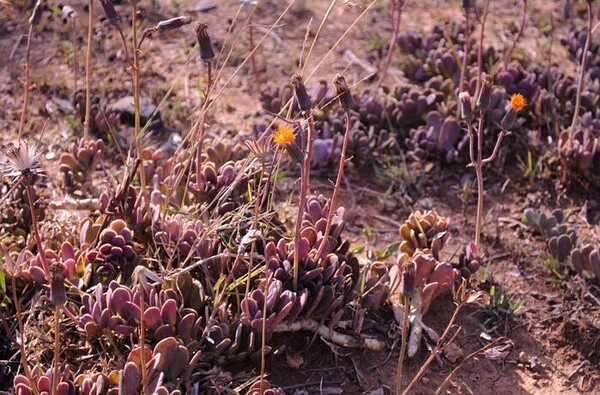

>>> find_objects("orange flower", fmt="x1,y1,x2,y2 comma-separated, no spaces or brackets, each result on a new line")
509,93,527,111
273,125,295,147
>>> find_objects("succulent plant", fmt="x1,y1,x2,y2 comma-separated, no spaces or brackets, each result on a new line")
399,210,449,259
247,380,285,395
82,219,137,279
557,122,599,173
204,320,267,363
119,338,191,394
241,196,357,331
496,62,540,106
388,85,445,129
13,365,76,395
59,139,104,194
405,111,466,162
189,158,249,215
395,251,458,313
153,216,218,264
80,275,205,342
522,208,600,280
454,242,482,280
570,245,600,281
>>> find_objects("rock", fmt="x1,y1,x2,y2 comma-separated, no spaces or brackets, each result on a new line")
107,96,165,133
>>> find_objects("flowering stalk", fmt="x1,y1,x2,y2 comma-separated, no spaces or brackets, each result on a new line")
314,74,354,260
18,25,34,140
195,23,216,190
83,0,94,141
475,0,491,95
17,0,43,140
379,0,404,85
290,74,315,290
462,86,526,247
570,0,593,131
503,0,528,69
52,306,61,394
10,276,38,395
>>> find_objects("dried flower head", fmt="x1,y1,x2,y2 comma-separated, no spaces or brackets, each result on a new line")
334,74,355,111
0,140,43,180
99,0,120,26
476,73,493,109
273,125,295,147
157,16,193,32
459,91,473,120
195,23,215,62
291,74,313,112
509,93,527,111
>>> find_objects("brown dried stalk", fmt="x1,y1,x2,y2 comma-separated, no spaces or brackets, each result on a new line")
433,336,509,395
503,0,528,68
83,0,93,141
570,1,593,131
17,25,34,140
379,0,404,85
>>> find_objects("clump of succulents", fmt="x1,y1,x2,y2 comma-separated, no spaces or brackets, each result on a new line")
405,111,466,162
523,208,599,281
454,242,482,280
80,277,205,343
388,85,445,129
59,139,104,194
557,115,600,177
81,219,137,280
119,338,193,393
561,25,600,73
153,216,218,265
204,319,267,363
398,210,449,259
391,250,459,358
189,157,249,216
13,365,76,395
242,195,357,332
570,245,600,281
496,62,540,106
247,380,285,395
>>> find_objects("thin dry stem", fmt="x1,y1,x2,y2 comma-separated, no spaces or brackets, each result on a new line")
11,277,38,395
433,337,508,395
314,111,351,260
570,1,593,130
396,298,410,395
402,302,465,395
503,0,527,68
52,307,61,394
475,0,491,95
379,0,403,85
83,0,94,141
17,25,34,140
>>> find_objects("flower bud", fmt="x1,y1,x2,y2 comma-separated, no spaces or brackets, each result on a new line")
459,91,473,120
291,74,312,113
400,260,415,297
476,73,493,110
49,263,67,306
99,0,120,26
334,74,356,111
29,0,44,26
195,23,215,62
157,16,192,32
